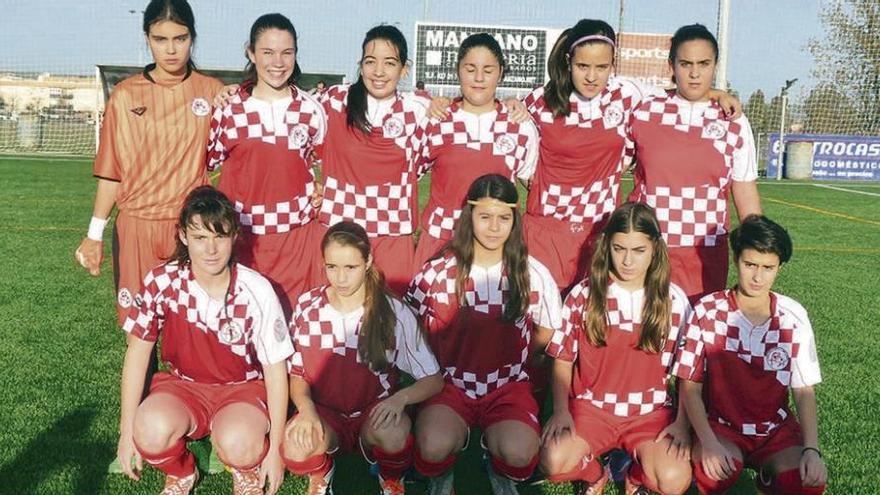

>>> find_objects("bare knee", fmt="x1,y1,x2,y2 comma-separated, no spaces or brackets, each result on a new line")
494,436,538,467
132,405,187,453
654,465,692,495
213,427,265,467
416,426,462,462
540,443,577,475
364,415,411,452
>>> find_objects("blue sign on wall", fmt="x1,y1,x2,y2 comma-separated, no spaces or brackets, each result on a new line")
767,133,880,181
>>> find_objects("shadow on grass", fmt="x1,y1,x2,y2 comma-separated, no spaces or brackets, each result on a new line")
0,407,112,494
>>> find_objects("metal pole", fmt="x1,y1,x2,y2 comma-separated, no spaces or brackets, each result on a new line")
777,91,788,180
716,0,730,90
617,0,625,61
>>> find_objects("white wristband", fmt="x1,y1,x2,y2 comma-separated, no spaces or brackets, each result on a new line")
87,216,108,241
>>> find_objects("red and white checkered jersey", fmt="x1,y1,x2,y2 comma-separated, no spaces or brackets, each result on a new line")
406,253,562,399
523,78,645,228
123,262,293,384
316,84,429,237
207,83,326,235
546,280,690,417
629,92,758,248
418,99,538,241
674,289,821,436
288,286,439,416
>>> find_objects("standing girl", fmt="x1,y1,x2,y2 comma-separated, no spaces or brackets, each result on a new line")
315,25,430,295
540,202,692,495
116,186,291,495
414,32,538,266
207,13,326,316
407,174,562,494
76,0,224,325
629,24,761,302
281,221,443,495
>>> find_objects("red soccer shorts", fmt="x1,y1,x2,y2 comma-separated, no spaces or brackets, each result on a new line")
112,212,178,325
237,221,325,317
294,402,382,454
149,372,269,440
570,400,674,457
667,243,729,304
422,381,541,434
709,418,804,468
522,213,602,294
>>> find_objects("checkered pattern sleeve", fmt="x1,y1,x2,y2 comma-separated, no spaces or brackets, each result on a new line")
779,296,822,388
206,104,230,172
121,266,167,341
392,298,440,380
405,259,444,318
417,117,442,177
287,291,319,377
523,86,544,121
546,281,588,361
528,257,564,331
673,300,708,382
242,272,294,366
731,114,758,182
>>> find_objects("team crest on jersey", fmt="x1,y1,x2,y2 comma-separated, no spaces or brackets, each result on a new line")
273,317,287,342
493,134,517,155
703,121,727,140
570,223,585,234
383,117,404,138
765,346,790,371
218,320,244,345
190,98,210,117
117,288,133,308
290,123,310,148
602,104,624,128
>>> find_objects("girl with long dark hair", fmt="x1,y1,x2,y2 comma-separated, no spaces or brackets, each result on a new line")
315,25,430,295
541,202,692,495
281,221,443,495
407,174,562,494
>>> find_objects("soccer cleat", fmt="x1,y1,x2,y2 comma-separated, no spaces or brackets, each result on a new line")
571,467,609,495
379,475,406,495
485,465,519,495
307,463,335,495
160,470,198,495
427,470,455,495
231,467,263,495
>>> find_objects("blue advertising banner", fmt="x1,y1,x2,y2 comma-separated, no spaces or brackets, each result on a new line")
766,133,880,181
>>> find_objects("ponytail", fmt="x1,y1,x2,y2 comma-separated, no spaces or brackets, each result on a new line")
348,24,409,135
358,264,399,371
545,19,617,118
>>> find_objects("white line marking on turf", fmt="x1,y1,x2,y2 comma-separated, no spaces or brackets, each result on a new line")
813,184,880,198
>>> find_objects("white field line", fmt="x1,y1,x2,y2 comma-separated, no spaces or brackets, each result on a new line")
812,184,880,198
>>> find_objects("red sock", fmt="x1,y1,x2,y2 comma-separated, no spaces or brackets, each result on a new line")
135,437,195,478
280,442,332,476
770,469,826,495
414,447,457,477
490,454,538,482
694,459,743,495
546,456,604,483
373,435,414,480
